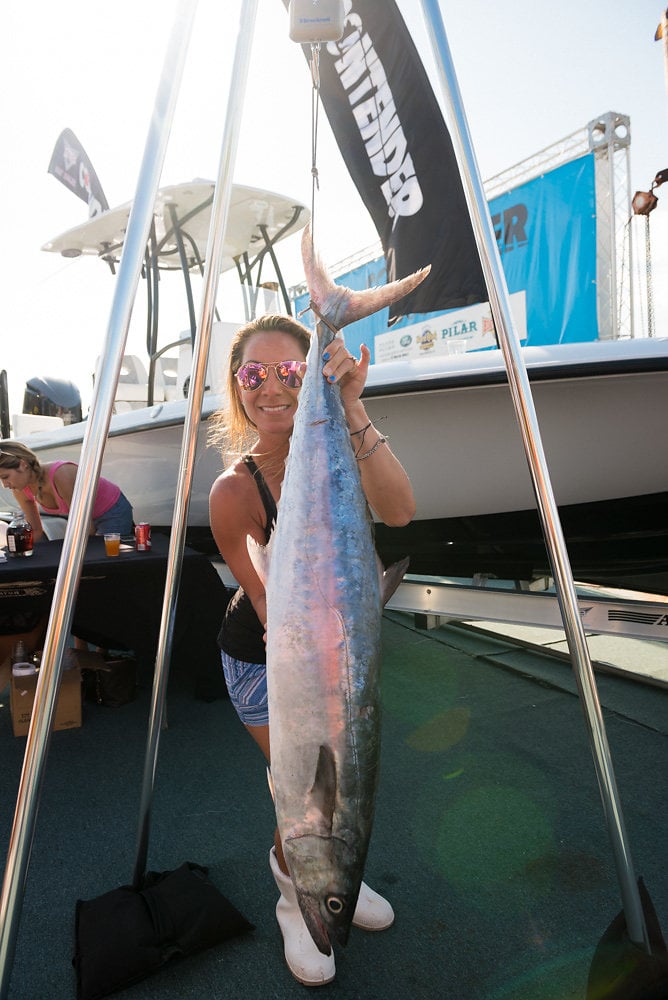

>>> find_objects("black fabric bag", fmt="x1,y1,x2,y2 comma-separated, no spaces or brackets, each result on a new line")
587,877,668,999
82,656,137,707
73,862,254,1000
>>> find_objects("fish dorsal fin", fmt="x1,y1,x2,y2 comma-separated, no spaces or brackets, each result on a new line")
308,744,337,835
381,556,410,606
247,527,274,587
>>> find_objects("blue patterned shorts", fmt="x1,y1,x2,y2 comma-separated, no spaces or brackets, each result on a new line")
220,651,268,727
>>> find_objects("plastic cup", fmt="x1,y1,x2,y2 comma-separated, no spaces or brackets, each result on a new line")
104,532,121,557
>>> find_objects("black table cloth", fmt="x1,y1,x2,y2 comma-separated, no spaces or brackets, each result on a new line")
0,534,229,699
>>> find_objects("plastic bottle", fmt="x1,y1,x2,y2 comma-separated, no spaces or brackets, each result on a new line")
11,639,35,677
11,640,25,664
6,511,34,557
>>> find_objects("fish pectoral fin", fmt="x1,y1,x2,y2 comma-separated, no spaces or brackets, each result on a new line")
306,744,337,836
381,556,410,606
247,530,273,587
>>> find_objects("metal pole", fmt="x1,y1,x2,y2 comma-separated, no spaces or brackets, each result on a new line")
661,8,668,116
419,0,649,951
645,216,655,338
626,144,636,339
133,0,260,885
0,3,198,995
607,132,619,337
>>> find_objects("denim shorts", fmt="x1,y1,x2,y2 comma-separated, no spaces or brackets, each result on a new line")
93,493,134,536
220,651,268,727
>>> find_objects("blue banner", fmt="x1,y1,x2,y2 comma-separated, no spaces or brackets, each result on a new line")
294,154,598,361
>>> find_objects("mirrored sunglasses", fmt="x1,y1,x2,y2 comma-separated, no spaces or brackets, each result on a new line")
235,360,305,391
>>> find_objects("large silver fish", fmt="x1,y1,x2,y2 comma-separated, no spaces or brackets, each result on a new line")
255,225,429,955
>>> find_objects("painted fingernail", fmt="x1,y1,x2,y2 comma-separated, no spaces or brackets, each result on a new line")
323,351,330,360
328,374,336,382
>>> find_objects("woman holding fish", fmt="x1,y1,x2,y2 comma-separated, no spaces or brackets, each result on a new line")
209,318,417,984
209,230,426,987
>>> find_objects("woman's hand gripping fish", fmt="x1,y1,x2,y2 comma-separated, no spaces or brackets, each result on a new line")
254,225,430,956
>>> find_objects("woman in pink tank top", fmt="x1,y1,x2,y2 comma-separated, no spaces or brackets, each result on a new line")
0,442,133,542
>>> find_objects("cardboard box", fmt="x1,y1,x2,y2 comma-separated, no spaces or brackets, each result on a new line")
10,659,82,738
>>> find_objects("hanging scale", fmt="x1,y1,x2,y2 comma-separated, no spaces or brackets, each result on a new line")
288,0,345,250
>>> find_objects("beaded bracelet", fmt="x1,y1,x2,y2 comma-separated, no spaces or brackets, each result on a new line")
351,421,373,457
356,435,387,461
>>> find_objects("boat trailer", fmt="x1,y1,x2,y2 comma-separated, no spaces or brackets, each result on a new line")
387,574,668,647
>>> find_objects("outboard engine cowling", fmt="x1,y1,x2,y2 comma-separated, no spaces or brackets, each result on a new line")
23,376,82,425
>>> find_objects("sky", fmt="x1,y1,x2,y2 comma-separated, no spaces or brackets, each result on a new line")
1,0,667,417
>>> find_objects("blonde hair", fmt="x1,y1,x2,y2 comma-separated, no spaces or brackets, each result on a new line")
0,441,42,478
207,314,311,456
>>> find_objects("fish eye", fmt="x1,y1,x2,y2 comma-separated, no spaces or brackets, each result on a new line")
325,895,345,915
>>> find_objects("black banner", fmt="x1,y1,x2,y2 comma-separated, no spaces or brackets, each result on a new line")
283,0,486,320
47,128,109,217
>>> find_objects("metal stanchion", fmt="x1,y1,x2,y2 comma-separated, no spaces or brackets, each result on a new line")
418,0,649,951
0,3,198,995
133,0,260,886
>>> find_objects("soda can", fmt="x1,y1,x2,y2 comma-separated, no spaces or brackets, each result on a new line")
135,522,152,551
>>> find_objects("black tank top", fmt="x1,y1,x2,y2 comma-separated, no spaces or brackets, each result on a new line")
217,455,277,664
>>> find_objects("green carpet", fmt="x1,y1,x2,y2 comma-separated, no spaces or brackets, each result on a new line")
0,613,665,999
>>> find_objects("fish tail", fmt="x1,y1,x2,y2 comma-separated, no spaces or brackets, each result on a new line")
302,223,431,330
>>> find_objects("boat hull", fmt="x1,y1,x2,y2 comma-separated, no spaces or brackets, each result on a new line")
373,491,668,593
5,339,667,588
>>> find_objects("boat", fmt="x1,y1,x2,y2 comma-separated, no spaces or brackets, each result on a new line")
7,323,667,591
2,169,666,593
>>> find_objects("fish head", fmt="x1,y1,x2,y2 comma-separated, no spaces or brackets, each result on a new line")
286,834,362,954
